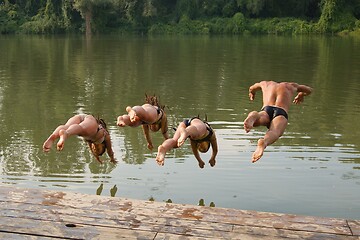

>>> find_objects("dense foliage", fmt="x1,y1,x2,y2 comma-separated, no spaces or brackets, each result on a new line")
1,0,360,35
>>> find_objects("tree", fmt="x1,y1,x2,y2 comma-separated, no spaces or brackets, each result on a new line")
317,0,357,33
236,0,265,17
73,0,93,35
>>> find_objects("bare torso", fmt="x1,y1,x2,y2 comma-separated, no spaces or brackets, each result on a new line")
260,81,297,112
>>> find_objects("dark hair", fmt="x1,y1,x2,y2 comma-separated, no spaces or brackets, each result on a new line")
145,94,165,110
198,141,210,153
95,117,107,130
98,142,106,156
90,142,106,156
88,116,108,157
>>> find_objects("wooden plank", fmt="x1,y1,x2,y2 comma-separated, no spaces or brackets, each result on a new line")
348,220,360,236
232,225,360,240
1,198,352,237
0,216,157,240
0,201,238,238
0,186,358,239
0,232,54,240
0,202,234,233
0,210,238,239
154,233,221,240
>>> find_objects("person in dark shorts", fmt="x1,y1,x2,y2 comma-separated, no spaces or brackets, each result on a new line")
156,117,218,168
244,81,313,163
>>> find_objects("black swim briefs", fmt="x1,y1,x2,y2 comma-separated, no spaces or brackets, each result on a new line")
261,106,288,128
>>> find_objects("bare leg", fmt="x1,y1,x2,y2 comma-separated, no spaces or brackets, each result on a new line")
130,104,159,124
126,106,137,122
156,136,179,166
43,124,68,152
57,129,68,151
43,115,92,152
252,117,287,163
252,139,266,163
244,111,260,133
156,145,166,166
56,122,90,151
156,122,186,166
177,121,206,147
177,128,188,147
117,115,132,127
43,134,57,152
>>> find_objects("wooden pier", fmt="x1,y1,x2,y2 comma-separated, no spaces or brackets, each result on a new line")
0,186,359,239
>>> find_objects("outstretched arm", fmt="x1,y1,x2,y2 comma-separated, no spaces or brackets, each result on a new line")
142,124,153,150
105,133,116,163
190,141,205,169
160,114,169,139
208,135,218,167
248,82,262,101
293,84,313,104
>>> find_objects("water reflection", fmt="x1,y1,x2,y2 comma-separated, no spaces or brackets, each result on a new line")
198,199,216,207
110,184,118,197
96,183,103,195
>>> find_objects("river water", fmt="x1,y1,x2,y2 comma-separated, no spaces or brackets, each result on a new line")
0,34,359,219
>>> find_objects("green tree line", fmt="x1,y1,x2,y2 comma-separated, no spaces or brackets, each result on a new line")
1,0,360,35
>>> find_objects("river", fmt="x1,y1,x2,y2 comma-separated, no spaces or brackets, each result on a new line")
0,34,359,219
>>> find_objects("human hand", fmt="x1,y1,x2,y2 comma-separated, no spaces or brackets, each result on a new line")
198,160,205,169
95,156,104,164
110,156,117,164
249,92,255,101
147,142,154,150
209,157,216,167
293,93,304,104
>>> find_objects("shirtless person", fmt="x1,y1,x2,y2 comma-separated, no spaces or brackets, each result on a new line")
156,117,218,168
117,94,169,150
43,114,116,164
244,81,313,163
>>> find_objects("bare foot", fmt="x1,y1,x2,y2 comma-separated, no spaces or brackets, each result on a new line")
126,106,137,122
117,116,126,127
43,136,55,152
252,138,266,163
57,130,68,151
177,128,188,147
244,112,258,133
156,145,166,166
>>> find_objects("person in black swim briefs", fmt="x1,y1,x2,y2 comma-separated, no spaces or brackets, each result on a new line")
243,81,313,163
43,114,116,164
156,117,218,168
117,94,169,150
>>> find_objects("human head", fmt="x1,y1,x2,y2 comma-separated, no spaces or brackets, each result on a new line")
198,141,210,153
89,142,106,157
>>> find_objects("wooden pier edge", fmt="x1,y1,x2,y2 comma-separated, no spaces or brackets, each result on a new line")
0,185,358,239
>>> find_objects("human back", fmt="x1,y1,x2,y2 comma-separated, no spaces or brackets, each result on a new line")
261,81,297,112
